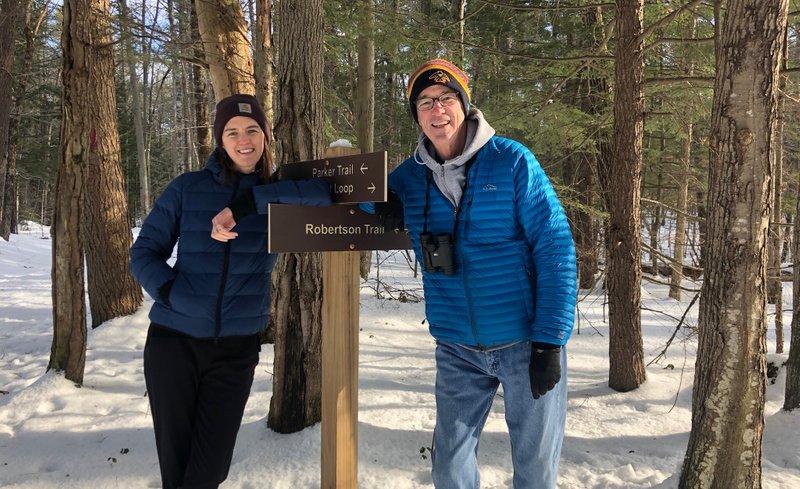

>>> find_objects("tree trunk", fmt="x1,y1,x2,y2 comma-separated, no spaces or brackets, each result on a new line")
679,1,788,487
118,0,150,219
0,0,22,238
0,114,18,239
194,0,254,99
356,0,375,280
669,17,697,301
574,155,597,290
168,0,186,174
256,0,275,348
268,0,324,434
190,4,212,158
455,0,466,65
769,25,789,354
49,0,89,385
1,0,36,240
563,75,597,290
786,171,800,411
669,121,692,300
81,0,143,328
649,165,663,273
253,0,274,122
608,0,646,392
573,6,606,291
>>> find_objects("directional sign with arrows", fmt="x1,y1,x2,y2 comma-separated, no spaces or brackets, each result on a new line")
268,204,411,253
278,151,387,203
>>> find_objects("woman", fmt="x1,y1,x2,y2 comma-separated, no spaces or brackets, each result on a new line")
130,94,331,489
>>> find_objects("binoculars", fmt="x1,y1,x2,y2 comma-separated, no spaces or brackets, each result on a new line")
420,232,456,275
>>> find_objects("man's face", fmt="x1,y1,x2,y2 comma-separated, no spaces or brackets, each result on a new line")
415,85,466,156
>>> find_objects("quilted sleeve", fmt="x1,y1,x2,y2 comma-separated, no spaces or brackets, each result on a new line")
252,178,332,211
514,147,577,346
130,178,181,302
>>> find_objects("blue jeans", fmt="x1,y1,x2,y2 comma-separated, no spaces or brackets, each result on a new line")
431,340,567,489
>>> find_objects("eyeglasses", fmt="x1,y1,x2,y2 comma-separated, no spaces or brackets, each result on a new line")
414,92,460,111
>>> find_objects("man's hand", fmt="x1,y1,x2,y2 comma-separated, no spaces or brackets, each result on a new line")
529,342,561,399
375,189,405,231
211,208,239,242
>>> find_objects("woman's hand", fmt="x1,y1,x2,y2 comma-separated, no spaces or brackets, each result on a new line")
211,207,239,242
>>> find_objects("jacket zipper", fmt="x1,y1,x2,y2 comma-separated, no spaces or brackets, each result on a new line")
214,179,241,340
454,162,480,347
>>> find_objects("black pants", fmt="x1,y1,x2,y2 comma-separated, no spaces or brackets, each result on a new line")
143,324,260,489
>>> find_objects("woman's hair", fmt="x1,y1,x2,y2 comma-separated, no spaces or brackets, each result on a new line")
218,143,274,185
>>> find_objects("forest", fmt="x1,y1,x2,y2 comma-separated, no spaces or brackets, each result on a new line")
0,0,799,488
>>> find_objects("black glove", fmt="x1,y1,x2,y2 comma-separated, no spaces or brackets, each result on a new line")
375,189,404,231
229,188,257,222
529,342,561,399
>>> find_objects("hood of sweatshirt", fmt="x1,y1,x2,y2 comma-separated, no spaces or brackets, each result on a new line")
414,108,496,207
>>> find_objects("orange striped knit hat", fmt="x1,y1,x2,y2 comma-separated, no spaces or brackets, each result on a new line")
407,58,471,122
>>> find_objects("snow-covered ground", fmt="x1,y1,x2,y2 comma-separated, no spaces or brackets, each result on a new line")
1,222,798,488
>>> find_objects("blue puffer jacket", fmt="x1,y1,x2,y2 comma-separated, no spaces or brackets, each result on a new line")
389,136,577,347
130,150,331,338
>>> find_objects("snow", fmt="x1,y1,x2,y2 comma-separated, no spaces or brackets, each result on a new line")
329,139,354,148
1,222,799,488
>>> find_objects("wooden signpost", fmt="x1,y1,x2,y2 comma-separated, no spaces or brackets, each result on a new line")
277,147,409,489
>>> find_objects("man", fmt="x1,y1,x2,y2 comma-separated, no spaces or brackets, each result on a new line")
374,59,576,488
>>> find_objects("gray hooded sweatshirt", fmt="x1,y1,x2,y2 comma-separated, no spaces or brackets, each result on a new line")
414,108,496,207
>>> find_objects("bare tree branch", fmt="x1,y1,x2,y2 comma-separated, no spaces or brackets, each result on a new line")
647,291,700,367
639,0,706,46
644,75,715,86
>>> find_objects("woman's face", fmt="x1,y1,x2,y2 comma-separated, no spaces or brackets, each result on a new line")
221,116,266,174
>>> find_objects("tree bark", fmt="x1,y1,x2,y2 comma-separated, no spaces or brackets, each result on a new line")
608,0,646,392
679,1,788,487
356,0,375,280
669,121,692,300
669,13,696,301
564,6,606,291
49,0,89,385
194,0,254,99
253,0,274,122
649,164,663,273
0,0,22,238
0,0,36,240
786,172,800,411
190,4,212,158
268,0,324,433
118,0,150,219
768,24,789,353
82,0,143,328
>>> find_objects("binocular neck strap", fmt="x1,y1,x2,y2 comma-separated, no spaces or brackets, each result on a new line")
423,155,478,238
423,169,433,234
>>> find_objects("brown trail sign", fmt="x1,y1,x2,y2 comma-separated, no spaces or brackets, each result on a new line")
272,150,411,253
268,204,411,253
277,147,411,489
279,151,388,203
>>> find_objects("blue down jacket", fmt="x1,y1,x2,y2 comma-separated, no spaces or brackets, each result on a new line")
130,150,331,338
389,136,577,347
